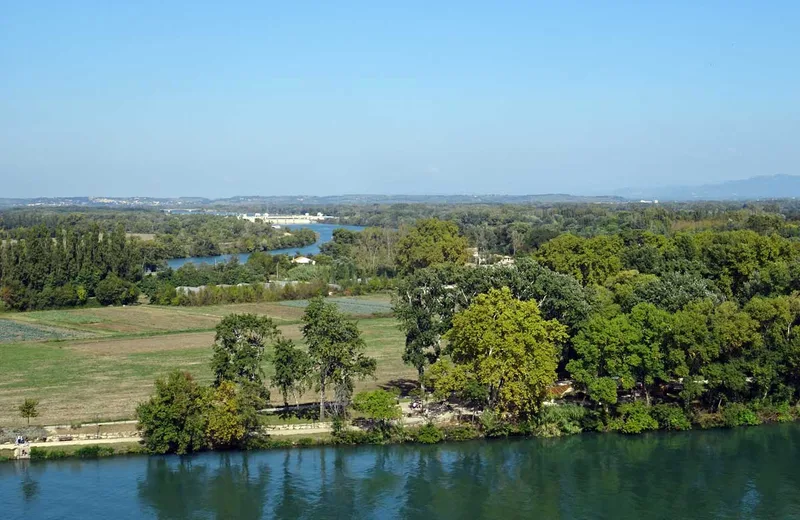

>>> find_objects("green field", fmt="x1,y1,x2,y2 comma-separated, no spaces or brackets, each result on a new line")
0,319,82,343
0,294,415,426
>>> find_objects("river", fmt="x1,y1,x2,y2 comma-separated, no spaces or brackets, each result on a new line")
166,224,365,269
2,423,799,519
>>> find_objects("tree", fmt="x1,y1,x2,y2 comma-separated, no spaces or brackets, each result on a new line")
302,297,377,419
204,380,263,449
136,371,209,455
444,287,566,418
95,274,139,306
212,314,279,394
352,389,401,430
19,398,39,426
272,338,311,407
395,219,469,274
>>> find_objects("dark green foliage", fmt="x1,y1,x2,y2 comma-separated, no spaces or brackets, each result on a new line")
136,371,210,455
651,404,692,431
74,445,115,458
30,448,68,460
721,403,761,428
442,424,480,441
95,274,139,305
272,338,311,406
413,423,444,444
303,297,376,419
212,314,278,390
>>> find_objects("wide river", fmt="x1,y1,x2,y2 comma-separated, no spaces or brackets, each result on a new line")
166,224,365,269
2,423,799,519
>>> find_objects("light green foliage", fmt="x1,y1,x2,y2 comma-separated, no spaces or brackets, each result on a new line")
535,233,623,286
204,381,250,449
445,287,566,417
607,402,659,434
352,389,401,426
395,219,469,274
531,404,587,437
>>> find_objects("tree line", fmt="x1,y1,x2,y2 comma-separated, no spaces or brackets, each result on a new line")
393,220,800,432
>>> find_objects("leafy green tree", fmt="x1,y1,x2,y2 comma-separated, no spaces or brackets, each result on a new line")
136,371,209,454
444,287,566,418
352,389,401,430
19,398,40,426
212,314,279,395
395,218,468,274
272,338,311,407
302,298,377,419
95,274,139,305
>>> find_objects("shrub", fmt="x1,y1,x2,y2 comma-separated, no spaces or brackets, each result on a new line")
443,425,480,442
75,445,115,458
95,274,139,306
721,403,761,428
752,401,796,423
608,402,658,434
532,405,587,437
480,410,513,438
296,437,315,446
651,404,692,431
414,423,444,444
30,448,68,460
694,411,724,429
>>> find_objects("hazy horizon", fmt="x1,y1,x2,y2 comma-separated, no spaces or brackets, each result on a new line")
2,2,799,198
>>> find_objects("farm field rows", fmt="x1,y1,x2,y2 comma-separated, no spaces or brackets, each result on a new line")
0,295,413,425
0,293,393,339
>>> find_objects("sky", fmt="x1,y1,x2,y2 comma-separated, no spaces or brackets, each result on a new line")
1,1,799,198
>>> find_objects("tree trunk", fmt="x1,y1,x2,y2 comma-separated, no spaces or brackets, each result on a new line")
319,379,326,421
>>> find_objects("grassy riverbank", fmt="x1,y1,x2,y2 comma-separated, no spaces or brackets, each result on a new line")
0,295,412,425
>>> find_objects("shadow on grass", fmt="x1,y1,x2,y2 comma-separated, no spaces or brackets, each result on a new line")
380,378,419,397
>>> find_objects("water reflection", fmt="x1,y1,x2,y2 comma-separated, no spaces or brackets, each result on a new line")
2,424,800,519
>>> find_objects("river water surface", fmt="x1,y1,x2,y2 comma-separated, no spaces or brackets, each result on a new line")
166,224,365,269
2,423,799,519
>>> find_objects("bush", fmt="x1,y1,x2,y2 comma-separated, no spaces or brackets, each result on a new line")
721,403,761,428
531,405,587,437
30,448,68,460
607,402,658,434
651,404,692,431
75,445,115,458
752,401,796,423
95,274,139,306
694,411,724,429
414,423,444,444
443,425,480,442
296,437,315,446
480,410,513,438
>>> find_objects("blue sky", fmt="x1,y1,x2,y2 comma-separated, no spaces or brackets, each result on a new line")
1,1,798,197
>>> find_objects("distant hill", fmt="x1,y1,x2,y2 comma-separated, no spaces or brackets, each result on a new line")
614,175,800,201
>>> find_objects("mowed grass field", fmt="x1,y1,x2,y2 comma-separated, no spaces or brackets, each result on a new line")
0,294,416,425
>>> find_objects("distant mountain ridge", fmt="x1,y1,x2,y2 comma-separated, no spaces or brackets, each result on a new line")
614,175,800,201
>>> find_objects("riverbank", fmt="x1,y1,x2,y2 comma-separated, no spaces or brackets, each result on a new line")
4,399,799,463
